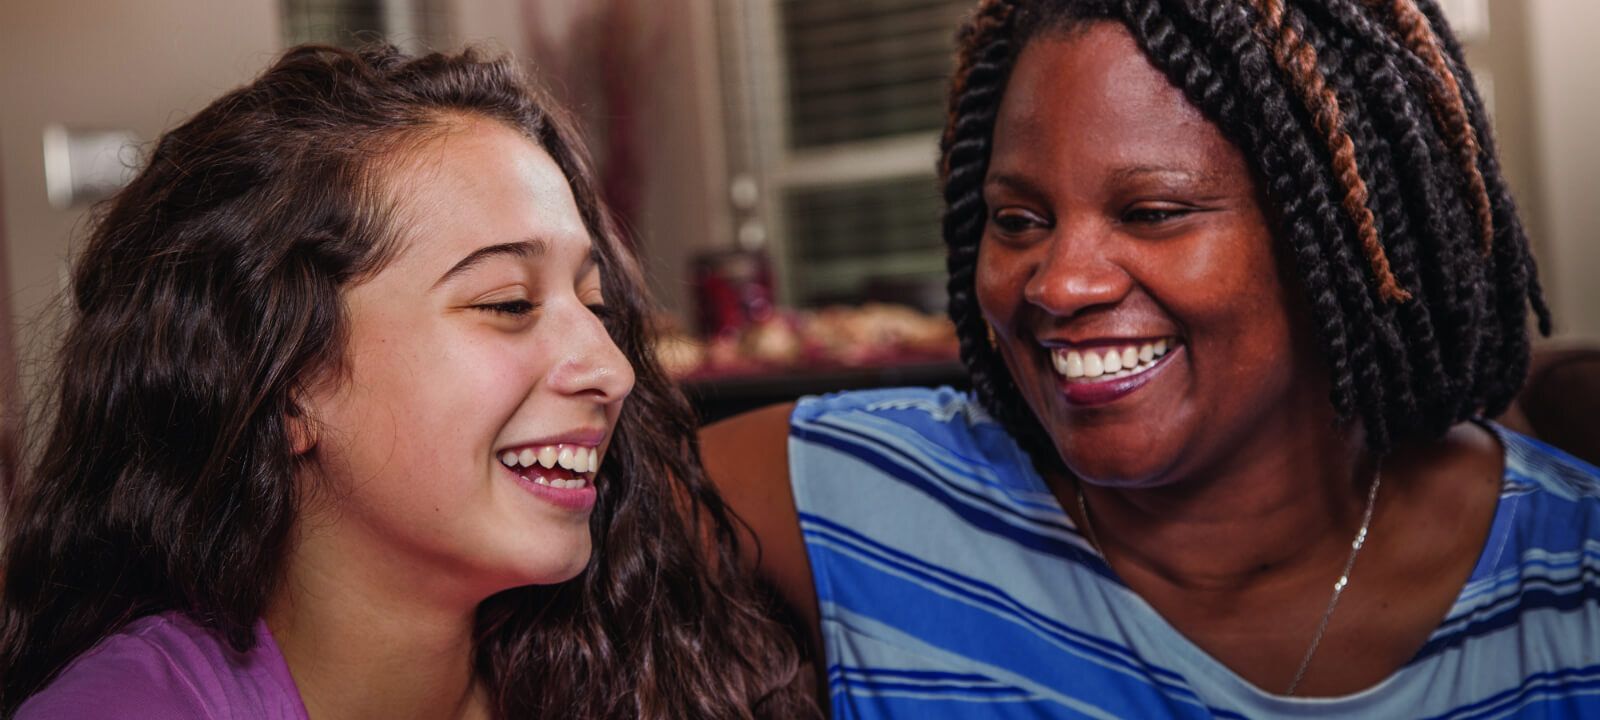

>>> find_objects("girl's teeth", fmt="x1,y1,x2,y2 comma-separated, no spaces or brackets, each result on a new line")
497,444,603,477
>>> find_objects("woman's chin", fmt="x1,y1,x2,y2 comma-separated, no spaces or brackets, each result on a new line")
1052,438,1183,491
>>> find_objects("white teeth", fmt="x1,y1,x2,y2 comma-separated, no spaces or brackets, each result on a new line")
535,475,550,485
1049,338,1179,382
1082,352,1104,378
502,443,601,475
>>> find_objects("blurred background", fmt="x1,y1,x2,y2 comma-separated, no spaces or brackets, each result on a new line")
0,0,1597,425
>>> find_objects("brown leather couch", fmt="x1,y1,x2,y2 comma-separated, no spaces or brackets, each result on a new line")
1498,342,1600,467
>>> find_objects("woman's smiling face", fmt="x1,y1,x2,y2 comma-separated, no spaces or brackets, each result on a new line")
298,117,634,599
977,23,1330,487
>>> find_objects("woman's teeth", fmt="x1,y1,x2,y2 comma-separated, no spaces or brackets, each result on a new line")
1052,338,1174,381
498,444,599,489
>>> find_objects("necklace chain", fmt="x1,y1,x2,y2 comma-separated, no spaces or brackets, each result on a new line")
1074,471,1382,697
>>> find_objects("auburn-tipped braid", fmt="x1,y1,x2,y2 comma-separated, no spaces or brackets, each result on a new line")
1249,0,1411,303
1372,0,1495,256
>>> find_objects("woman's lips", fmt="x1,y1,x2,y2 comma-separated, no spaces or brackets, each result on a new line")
1048,338,1183,406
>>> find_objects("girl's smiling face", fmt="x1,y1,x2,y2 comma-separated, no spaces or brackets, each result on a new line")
298,117,634,600
977,23,1332,488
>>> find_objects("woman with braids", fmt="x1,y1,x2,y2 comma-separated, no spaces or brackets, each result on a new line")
704,0,1600,716
0,45,813,718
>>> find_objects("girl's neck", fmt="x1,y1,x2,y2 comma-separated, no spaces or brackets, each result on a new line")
266,520,491,720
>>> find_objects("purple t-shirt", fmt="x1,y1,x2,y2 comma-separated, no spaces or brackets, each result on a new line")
17,611,308,719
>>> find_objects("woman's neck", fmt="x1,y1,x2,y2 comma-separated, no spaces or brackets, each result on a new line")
1070,411,1372,593
266,519,490,720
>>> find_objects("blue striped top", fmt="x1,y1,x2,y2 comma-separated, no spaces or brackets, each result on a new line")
789,386,1600,719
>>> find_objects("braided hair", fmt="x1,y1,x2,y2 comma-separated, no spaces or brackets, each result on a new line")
941,0,1550,455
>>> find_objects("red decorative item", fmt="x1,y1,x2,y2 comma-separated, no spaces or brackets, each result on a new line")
692,249,775,338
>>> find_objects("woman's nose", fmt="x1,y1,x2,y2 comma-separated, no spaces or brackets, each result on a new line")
1022,228,1133,318
544,306,635,404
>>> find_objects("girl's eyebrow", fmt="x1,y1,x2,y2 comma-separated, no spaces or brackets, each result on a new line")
432,238,548,289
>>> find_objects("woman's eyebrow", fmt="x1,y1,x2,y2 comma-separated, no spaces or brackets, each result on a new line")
1107,164,1221,185
432,238,548,288
985,172,1047,196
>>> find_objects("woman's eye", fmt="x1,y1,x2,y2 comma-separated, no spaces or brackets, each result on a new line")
475,299,537,316
1122,206,1192,224
991,208,1046,233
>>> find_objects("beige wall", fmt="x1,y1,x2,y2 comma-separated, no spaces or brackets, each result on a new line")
1526,0,1600,341
0,0,283,407
455,0,528,58
0,0,534,417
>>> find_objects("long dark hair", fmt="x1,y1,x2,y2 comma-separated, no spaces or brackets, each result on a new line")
0,44,811,718
941,0,1549,456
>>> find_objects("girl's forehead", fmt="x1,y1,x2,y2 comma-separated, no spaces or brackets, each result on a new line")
376,122,592,271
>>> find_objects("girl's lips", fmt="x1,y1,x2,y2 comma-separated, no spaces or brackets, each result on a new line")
509,467,597,512
1053,343,1182,406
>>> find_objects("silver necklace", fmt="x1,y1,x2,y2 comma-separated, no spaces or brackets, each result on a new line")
1074,471,1382,697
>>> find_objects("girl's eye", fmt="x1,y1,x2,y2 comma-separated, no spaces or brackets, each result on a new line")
587,303,619,329
476,299,537,316
1122,207,1192,224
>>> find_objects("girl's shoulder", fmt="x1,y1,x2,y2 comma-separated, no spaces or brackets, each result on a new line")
17,612,306,720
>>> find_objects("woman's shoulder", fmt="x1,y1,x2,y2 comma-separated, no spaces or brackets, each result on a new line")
1492,421,1600,504
17,612,306,720
791,385,984,426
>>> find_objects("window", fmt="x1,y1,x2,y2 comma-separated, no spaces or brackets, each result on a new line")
718,0,971,313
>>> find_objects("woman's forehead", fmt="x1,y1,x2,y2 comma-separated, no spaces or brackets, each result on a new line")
993,24,1245,181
